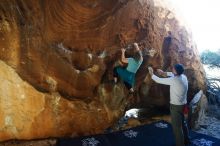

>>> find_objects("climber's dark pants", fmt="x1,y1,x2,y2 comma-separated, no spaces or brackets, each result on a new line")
170,104,190,146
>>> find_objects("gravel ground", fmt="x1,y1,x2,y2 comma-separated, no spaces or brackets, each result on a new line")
195,105,220,139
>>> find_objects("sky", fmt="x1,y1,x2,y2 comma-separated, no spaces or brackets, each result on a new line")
169,0,220,52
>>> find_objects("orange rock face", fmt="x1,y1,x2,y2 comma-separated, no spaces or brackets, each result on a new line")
0,0,206,141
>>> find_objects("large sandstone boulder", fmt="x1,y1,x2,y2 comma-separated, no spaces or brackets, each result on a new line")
0,0,206,141
0,60,126,141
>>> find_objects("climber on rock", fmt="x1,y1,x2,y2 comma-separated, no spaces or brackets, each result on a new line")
113,43,143,93
148,64,190,146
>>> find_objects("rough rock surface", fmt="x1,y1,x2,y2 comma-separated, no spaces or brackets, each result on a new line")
0,60,125,141
0,0,206,141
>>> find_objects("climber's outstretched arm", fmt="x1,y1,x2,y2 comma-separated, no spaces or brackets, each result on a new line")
134,43,143,61
121,48,128,63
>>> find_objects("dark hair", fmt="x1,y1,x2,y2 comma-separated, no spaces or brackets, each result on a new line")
133,51,142,61
174,64,184,75
168,31,172,36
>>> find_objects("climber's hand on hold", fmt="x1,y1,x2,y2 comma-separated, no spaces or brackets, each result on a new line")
134,43,139,51
121,48,126,53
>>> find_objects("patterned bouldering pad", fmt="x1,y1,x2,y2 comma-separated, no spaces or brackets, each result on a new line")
57,121,220,146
